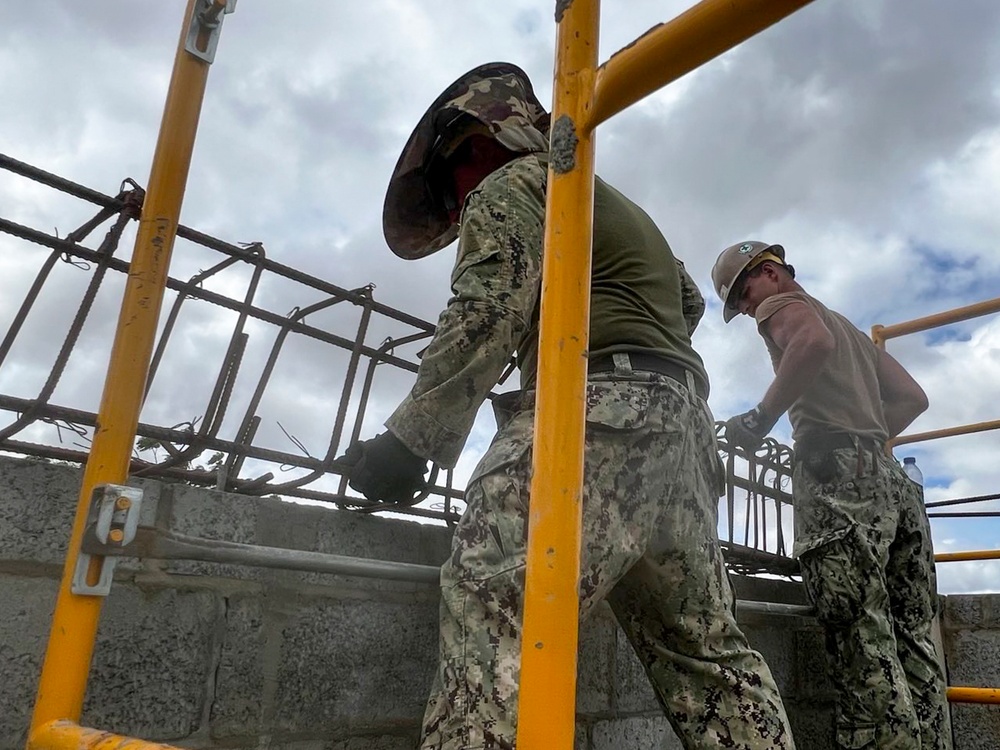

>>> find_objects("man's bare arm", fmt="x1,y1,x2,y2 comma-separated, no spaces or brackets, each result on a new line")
759,302,835,422
876,347,928,438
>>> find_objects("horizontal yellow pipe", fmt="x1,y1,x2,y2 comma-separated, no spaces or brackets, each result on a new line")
935,549,1000,563
947,687,1000,704
587,0,816,129
891,419,1000,447
873,296,1000,343
29,721,184,750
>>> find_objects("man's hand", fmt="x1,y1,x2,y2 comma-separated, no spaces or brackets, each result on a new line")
724,404,775,453
339,431,428,504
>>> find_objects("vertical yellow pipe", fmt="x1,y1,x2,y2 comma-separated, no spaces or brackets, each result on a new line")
871,324,886,349
30,0,212,731
516,1,599,747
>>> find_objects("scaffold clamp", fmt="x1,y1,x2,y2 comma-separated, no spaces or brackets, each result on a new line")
184,0,238,64
71,484,144,596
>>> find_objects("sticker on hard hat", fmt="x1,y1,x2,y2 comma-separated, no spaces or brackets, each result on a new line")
738,243,753,254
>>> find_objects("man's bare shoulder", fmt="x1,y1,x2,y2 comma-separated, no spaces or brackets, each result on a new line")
755,291,812,325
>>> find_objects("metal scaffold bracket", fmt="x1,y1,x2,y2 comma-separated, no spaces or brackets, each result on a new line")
71,484,144,596
184,0,238,64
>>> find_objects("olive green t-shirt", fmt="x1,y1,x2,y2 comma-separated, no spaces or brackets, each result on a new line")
755,291,888,443
517,173,709,395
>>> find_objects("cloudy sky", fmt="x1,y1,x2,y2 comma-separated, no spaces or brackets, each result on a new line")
2,0,999,593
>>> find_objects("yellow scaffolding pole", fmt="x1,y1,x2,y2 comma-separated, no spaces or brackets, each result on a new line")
29,1,220,746
519,0,818,745
871,296,1000,346
935,549,1000,563
892,419,1000,447
516,0,599,746
948,687,1000,704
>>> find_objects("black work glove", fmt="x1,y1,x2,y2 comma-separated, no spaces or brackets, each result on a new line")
724,404,775,453
340,431,429,504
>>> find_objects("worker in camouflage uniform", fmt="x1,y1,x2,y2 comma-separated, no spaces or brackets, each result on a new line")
342,62,795,750
713,241,952,750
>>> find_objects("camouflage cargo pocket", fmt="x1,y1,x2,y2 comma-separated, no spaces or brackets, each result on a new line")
584,381,651,432
801,449,841,485
835,723,877,749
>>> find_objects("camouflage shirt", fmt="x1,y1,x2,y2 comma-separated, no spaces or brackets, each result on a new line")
386,155,546,467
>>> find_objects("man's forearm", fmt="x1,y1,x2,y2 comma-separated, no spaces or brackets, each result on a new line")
387,298,523,467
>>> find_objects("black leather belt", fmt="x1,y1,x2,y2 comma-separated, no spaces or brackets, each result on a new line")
795,432,883,457
589,352,707,400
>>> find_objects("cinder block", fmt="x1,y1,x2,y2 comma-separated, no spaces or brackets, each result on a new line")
589,715,681,750
299,501,450,568
611,625,660,714
0,457,160,570
576,605,616,715
731,574,808,605
945,630,1000,686
203,730,422,749
154,487,451,589
253,500,447,594
164,482,258,545
323,735,421,749
944,596,987,629
209,595,266,738
0,457,86,566
81,585,220,742
785,703,836,750
272,595,439,733
0,576,59,750
157,482,262,580
949,704,1000,750
793,627,836,699
741,622,797,696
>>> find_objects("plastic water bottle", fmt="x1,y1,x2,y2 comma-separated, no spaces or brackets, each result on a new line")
902,456,923,486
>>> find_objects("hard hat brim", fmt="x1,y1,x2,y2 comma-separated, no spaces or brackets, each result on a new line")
714,242,785,322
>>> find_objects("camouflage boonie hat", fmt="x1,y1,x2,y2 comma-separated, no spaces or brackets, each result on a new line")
382,62,549,260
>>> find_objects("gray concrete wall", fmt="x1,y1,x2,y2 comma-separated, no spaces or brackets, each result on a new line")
0,455,995,749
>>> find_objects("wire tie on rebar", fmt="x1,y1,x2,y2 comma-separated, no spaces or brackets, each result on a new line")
41,417,88,443
277,422,313,471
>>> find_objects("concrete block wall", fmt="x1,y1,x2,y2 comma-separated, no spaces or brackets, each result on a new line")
941,595,1000,750
0,455,994,749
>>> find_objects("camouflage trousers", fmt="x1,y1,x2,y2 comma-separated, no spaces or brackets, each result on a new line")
419,371,794,749
793,440,952,750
